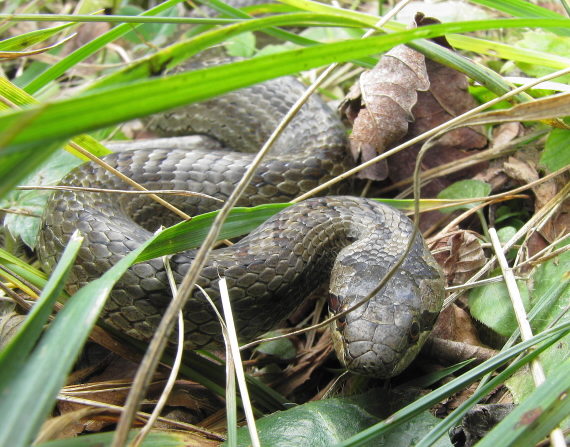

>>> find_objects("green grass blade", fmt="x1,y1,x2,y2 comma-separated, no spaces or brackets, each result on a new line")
0,233,81,379
0,232,83,447
5,18,570,148
22,0,187,94
0,234,153,446
0,77,111,159
135,203,290,263
415,331,567,446
0,21,76,51
93,12,377,89
0,13,239,24
476,354,570,446
470,0,569,36
196,0,378,68
448,34,570,71
280,0,536,102
135,198,458,263
3,18,567,198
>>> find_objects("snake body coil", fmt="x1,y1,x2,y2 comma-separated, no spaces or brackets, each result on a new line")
38,68,445,378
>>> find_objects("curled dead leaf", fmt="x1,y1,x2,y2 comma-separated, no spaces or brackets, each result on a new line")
339,43,430,181
432,230,487,287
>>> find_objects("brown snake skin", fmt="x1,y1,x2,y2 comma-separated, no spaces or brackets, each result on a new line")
37,67,445,377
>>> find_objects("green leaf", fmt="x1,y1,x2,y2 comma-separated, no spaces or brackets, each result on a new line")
135,203,290,263
255,331,297,360
135,198,427,263
469,279,530,337
496,226,518,245
541,128,570,172
1,149,82,248
515,31,570,83
436,180,491,214
225,31,257,57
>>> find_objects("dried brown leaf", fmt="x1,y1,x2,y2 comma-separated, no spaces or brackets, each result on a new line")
500,151,569,242
387,57,488,198
431,304,482,347
0,312,26,350
339,44,430,180
432,231,487,287
463,92,570,128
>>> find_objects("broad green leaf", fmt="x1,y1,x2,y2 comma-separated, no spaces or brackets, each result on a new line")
225,31,257,57
469,279,530,337
255,331,297,360
515,31,570,83
436,180,491,214
1,149,82,248
541,128,570,172
230,391,452,447
496,226,518,245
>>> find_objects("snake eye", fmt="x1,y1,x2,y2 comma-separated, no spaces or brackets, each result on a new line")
329,294,347,331
408,318,421,343
328,293,341,314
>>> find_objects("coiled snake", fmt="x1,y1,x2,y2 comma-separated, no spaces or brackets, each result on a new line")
38,65,445,378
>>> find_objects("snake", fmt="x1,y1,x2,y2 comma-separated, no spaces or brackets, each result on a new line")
37,63,445,378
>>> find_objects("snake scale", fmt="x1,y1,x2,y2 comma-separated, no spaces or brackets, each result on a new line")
38,64,445,378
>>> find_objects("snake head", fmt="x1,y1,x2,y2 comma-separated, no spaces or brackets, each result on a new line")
328,247,444,378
